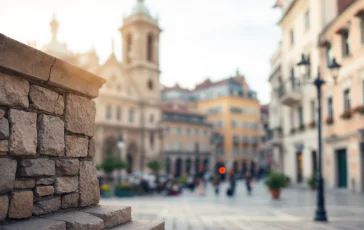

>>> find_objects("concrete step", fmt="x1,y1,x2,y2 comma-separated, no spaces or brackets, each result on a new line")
44,211,104,230
0,218,66,230
111,220,164,230
83,205,131,228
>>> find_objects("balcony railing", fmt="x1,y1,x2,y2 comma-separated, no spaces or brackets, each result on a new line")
279,77,302,107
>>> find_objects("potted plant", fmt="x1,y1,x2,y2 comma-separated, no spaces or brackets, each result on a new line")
290,128,296,135
354,105,364,115
100,184,113,198
114,183,134,197
276,127,283,134
307,172,317,190
308,121,315,129
341,109,352,120
265,172,285,200
299,124,305,132
284,175,291,188
325,116,334,125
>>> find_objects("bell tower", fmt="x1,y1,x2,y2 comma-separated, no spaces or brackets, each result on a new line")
119,0,162,100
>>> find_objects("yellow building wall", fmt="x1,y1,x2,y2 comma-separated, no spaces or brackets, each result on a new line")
195,96,261,165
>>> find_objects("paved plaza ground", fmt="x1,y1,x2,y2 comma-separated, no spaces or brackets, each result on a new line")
101,181,364,230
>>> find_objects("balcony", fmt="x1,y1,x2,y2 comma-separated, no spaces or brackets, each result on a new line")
279,78,302,107
266,129,283,147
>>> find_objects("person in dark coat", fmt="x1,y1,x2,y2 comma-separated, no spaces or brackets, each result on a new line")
227,171,236,196
245,172,253,195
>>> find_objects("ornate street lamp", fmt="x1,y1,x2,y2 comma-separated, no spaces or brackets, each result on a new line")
117,136,125,184
296,54,341,222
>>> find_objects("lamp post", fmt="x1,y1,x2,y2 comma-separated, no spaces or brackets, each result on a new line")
117,136,125,184
296,54,341,222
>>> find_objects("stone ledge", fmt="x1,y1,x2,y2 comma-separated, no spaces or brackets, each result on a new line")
1,218,66,230
111,220,165,230
43,211,104,230
0,33,105,99
83,205,131,228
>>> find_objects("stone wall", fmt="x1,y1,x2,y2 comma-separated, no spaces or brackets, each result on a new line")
0,33,105,222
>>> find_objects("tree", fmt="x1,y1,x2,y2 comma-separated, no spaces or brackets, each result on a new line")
98,147,127,183
147,159,164,190
147,160,164,174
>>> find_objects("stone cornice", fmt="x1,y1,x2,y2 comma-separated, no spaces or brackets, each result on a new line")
0,34,105,99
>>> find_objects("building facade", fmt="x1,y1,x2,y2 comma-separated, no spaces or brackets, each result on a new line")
39,0,163,172
160,103,213,177
259,104,272,168
271,0,356,186
267,43,285,173
319,0,364,192
274,0,328,184
162,72,261,174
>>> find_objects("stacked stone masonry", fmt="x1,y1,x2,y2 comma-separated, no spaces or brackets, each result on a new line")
0,33,165,229
0,33,104,223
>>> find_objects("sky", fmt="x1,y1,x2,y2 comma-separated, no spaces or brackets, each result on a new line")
1,0,281,104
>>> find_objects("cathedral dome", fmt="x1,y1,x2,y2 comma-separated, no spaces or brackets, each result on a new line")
130,0,151,17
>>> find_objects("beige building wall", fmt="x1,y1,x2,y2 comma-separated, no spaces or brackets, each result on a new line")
279,0,324,183
320,0,364,192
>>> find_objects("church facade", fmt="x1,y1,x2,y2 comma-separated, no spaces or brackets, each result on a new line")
40,0,163,172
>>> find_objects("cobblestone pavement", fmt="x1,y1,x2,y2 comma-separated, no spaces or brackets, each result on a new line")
100,181,364,230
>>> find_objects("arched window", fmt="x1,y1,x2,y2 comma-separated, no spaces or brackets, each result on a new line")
106,105,112,120
149,132,154,147
126,34,132,62
116,107,121,121
147,79,153,91
129,109,134,122
147,34,153,62
150,114,154,123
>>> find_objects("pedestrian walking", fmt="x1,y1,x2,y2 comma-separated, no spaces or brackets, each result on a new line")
197,178,205,196
213,176,221,195
245,172,253,195
227,171,236,197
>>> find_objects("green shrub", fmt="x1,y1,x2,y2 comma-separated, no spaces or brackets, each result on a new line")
116,184,134,190
265,172,285,190
307,172,317,188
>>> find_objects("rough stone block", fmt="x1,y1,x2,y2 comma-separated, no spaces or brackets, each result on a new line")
33,197,61,216
45,211,104,230
14,178,35,189
65,135,88,157
36,186,54,197
0,33,55,82
0,195,9,221
0,158,17,193
112,220,165,230
38,114,64,156
19,159,55,177
9,109,37,156
55,176,78,194
88,138,95,158
56,159,79,176
0,108,5,118
0,73,29,107
79,161,100,207
1,218,66,230
83,205,131,228
0,140,8,155
8,191,33,219
0,117,9,139
65,94,95,137
61,193,79,209
36,177,55,185
29,85,64,115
